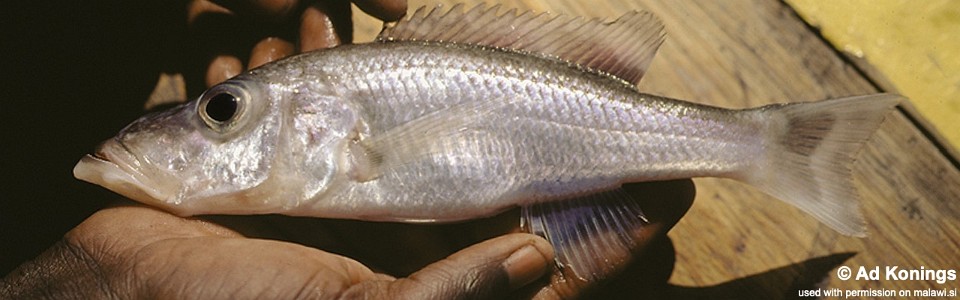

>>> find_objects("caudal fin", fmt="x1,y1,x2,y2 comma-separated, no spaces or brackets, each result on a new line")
745,94,900,237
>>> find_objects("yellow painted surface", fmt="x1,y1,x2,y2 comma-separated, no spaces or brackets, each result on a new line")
786,0,960,150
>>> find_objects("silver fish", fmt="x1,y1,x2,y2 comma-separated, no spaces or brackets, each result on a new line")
74,4,898,280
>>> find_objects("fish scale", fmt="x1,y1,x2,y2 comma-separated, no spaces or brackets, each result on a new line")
75,5,899,283
280,42,748,209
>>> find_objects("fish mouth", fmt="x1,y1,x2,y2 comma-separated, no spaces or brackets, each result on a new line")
74,139,172,206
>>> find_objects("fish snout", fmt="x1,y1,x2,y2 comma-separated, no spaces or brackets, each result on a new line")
94,138,140,169
74,138,174,207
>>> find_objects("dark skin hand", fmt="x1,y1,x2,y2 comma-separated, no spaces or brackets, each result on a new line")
2,1,696,298
0,180,694,299
189,0,407,88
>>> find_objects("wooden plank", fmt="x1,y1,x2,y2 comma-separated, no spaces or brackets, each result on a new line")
353,0,960,296
786,0,960,158
630,0,960,293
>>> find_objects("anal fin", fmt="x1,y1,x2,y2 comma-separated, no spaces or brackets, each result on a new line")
521,188,648,282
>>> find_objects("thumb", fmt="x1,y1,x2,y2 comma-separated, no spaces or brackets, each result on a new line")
344,233,554,299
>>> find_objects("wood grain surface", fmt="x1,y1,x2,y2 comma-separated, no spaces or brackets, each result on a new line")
352,0,960,297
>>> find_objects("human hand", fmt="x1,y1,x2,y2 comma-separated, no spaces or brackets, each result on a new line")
0,202,551,299
191,0,406,87
0,180,693,299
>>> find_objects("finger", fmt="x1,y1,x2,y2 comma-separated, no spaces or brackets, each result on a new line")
206,55,244,86
406,233,553,298
352,0,408,21
188,0,233,24
324,220,457,276
341,233,554,299
209,0,301,22
437,208,522,251
585,235,679,299
623,179,696,229
148,238,379,298
67,203,382,298
188,0,249,88
248,37,295,68
300,0,353,51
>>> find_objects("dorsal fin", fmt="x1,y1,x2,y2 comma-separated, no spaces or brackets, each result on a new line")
377,4,666,85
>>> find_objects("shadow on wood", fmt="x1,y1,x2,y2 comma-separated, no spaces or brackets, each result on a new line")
587,236,856,299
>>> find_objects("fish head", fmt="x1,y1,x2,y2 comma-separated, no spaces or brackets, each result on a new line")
73,76,310,216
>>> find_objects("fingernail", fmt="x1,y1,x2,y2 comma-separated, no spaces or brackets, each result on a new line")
502,245,549,289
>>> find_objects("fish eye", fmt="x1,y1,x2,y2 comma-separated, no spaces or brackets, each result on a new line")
205,93,238,122
198,83,248,132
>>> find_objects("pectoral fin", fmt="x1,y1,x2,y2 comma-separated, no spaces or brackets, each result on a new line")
521,188,648,282
348,100,506,182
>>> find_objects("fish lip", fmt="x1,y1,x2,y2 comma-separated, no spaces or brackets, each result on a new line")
91,149,109,161
97,138,144,177
74,139,172,205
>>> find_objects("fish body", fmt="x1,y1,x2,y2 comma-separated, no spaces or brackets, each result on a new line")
75,5,898,281
272,41,757,221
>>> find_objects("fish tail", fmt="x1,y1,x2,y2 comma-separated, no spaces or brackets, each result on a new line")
744,94,899,237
